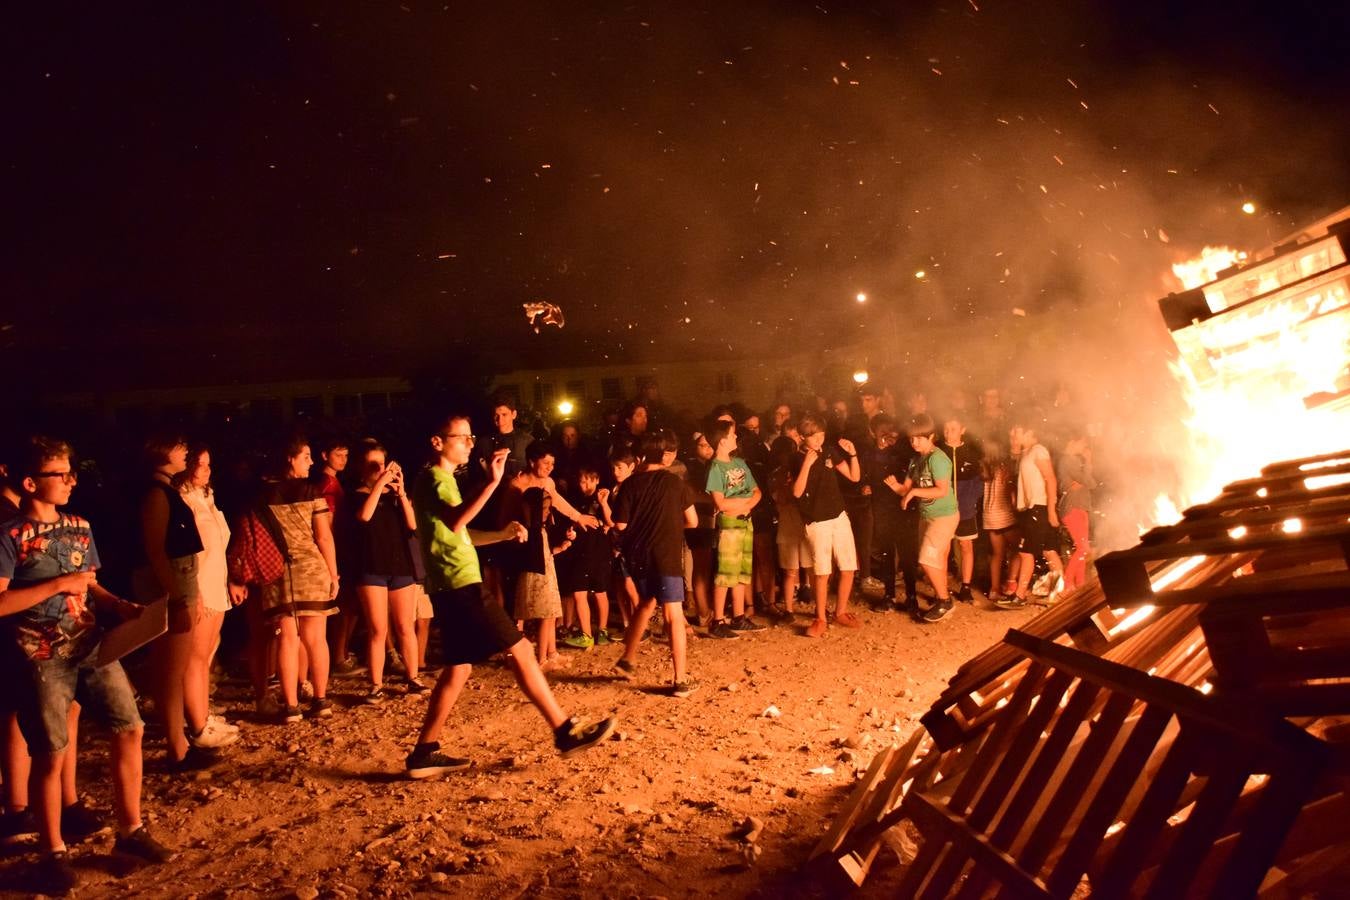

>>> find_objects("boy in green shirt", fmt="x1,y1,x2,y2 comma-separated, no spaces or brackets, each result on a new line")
893,414,958,623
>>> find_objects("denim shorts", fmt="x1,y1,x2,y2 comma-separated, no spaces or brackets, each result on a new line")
12,651,143,754
357,573,417,590
634,572,685,603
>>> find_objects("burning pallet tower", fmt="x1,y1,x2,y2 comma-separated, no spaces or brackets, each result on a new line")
810,211,1350,896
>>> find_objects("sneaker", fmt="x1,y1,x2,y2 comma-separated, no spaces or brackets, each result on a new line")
0,808,38,844
34,851,77,895
805,618,827,638
60,801,105,843
1032,572,1055,598
686,614,703,628
860,575,885,597
206,713,239,732
920,600,954,623
281,704,304,724
995,594,1029,610
168,746,220,774
554,716,616,758
767,605,794,624
299,680,315,702
188,718,240,750
729,615,766,632
405,676,429,695
331,653,365,676
255,694,281,719
669,678,698,698
364,686,386,705
561,630,595,650
834,611,862,628
612,658,636,680
114,824,176,864
707,620,741,640
406,743,471,779
308,697,334,719
957,584,975,604
594,629,613,646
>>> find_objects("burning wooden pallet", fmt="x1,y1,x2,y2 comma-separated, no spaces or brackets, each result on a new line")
810,450,1350,893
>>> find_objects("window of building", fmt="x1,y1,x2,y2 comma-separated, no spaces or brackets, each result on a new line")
716,372,739,393
601,377,623,400
496,384,522,409
362,392,389,412
565,379,586,403
532,381,555,409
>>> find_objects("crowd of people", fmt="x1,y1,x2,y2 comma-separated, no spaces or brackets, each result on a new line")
0,382,1097,893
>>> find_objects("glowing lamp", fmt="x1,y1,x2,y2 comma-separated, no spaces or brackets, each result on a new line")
852,370,869,384
855,292,867,303
556,400,575,416
914,270,926,279
1241,201,1256,215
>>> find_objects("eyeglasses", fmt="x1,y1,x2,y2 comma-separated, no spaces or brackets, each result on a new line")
32,471,78,484
440,433,476,444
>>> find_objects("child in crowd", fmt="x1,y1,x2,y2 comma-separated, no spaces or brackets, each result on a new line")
705,420,763,638
612,431,699,697
893,415,958,623
998,422,1064,609
0,436,175,894
792,414,862,637
515,487,567,668
1056,432,1097,592
404,417,614,778
558,465,613,649
980,438,1020,602
940,416,984,604
602,449,640,631
682,431,717,627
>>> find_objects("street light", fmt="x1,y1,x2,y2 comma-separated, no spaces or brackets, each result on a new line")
852,370,869,384
855,292,868,303
556,399,574,416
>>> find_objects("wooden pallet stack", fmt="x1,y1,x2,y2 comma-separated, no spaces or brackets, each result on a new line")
810,450,1350,896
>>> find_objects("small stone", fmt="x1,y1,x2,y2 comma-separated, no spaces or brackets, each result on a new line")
723,683,739,693
294,888,320,900
762,705,782,718
428,872,449,883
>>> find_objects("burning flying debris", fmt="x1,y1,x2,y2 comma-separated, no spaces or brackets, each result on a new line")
522,301,565,333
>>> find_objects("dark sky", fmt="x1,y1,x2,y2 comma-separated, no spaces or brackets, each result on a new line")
9,1,1350,385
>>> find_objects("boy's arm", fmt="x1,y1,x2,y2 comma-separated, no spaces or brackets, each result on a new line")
545,477,600,529
835,439,861,482
435,449,509,533
792,452,814,498
0,572,95,617
683,504,697,529
1037,453,1060,526
469,522,527,546
88,578,142,619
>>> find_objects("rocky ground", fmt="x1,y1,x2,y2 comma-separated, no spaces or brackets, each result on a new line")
0,594,1036,898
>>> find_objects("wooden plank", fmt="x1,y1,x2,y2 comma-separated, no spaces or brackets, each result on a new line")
1211,765,1327,897
1144,754,1251,898
902,792,1053,900
809,743,898,860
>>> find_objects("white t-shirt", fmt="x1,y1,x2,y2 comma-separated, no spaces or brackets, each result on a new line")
1016,443,1051,510
182,487,232,613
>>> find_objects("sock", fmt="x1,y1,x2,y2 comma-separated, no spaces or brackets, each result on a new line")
412,742,438,755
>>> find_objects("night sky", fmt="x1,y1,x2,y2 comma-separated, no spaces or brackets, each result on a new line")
9,1,1350,386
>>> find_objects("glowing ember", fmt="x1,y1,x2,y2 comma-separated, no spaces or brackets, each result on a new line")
1282,517,1304,534
1242,201,1257,215
1227,525,1248,539
855,292,868,303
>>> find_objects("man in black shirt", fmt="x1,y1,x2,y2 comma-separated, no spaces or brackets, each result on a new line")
792,414,861,637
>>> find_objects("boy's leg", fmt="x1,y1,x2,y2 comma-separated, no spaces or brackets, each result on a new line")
416,664,472,745
621,598,659,665
78,659,150,838
1015,551,1036,597
664,602,688,683
832,516,859,620
572,591,592,637
504,639,567,729
32,752,64,852
730,583,746,620
150,628,192,762
594,591,610,634
60,707,78,806
711,584,729,624
110,728,144,835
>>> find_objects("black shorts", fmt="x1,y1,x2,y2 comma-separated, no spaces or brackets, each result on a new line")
557,557,610,595
1017,506,1057,557
955,516,979,540
431,584,523,665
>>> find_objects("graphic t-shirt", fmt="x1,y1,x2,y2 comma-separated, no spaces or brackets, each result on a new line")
706,457,758,505
909,450,957,519
612,469,693,579
415,465,482,592
0,513,102,661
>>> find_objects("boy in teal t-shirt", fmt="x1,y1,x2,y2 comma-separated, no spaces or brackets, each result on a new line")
897,415,958,624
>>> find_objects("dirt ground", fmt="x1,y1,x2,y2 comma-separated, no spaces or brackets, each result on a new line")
1,593,1036,899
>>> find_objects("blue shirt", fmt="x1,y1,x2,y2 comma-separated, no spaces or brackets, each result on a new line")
0,513,102,661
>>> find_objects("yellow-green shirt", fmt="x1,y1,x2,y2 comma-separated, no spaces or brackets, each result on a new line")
414,465,481,591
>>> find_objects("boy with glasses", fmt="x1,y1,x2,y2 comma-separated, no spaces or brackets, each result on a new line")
404,417,614,778
0,437,174,894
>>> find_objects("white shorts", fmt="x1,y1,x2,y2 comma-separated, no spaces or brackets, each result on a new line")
776,503,810,571
804,512,857,577
918,513,960,568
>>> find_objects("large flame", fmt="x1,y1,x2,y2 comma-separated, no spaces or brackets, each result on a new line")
1152,241,1350,525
